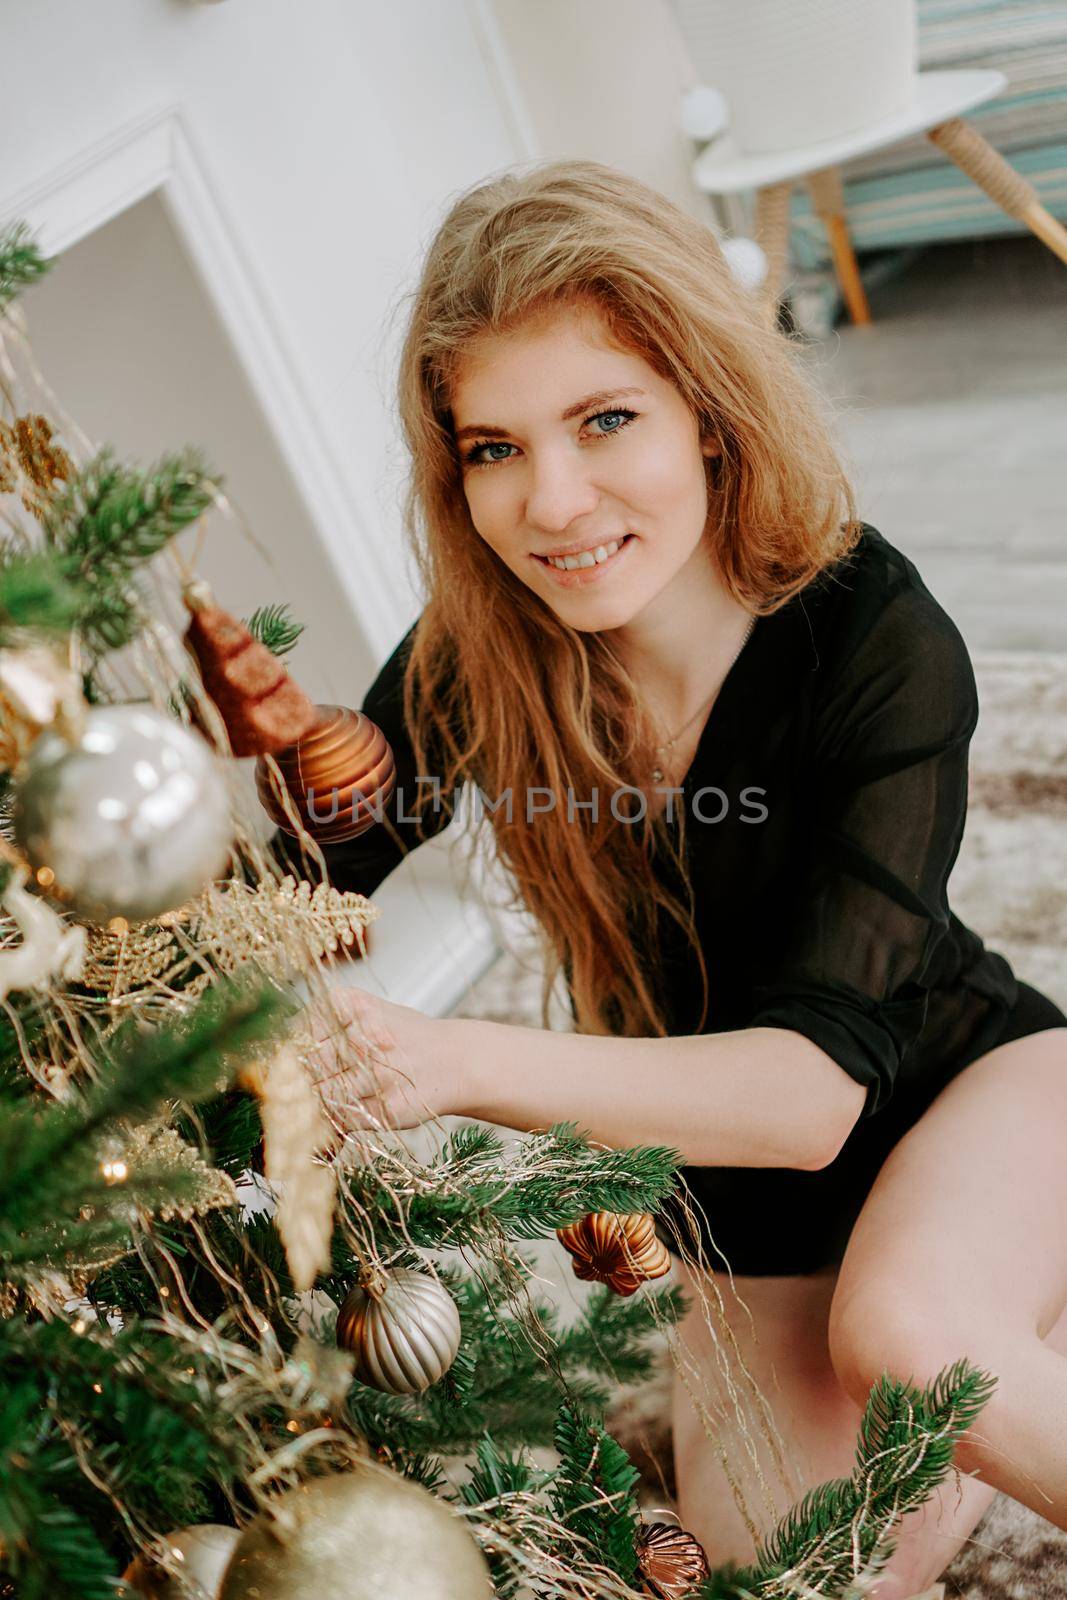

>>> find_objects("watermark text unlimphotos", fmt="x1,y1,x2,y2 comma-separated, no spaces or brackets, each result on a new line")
305,777,769,827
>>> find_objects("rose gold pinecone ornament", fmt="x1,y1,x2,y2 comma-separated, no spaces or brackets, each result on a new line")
183,581,320,758
555,1211,672,1296
635,1520,711,1599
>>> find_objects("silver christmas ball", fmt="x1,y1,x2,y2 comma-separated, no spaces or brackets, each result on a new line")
12,704,233,924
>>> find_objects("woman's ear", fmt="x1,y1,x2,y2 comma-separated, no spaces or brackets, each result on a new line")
700,433,723,460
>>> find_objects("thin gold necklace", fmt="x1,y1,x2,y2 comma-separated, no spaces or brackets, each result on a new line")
650,615,756,784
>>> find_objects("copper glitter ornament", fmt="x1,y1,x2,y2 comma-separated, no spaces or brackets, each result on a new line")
556,1211,672,1296
635,1520,711,1599
336,1264,461,1394
183,581,319,757
255,704,396,845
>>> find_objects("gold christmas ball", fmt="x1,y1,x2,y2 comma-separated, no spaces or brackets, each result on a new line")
336,1266,461,1394
217,1469,493,1599
556,1211,673,1296
255,705,396,844
122,1523,240,1598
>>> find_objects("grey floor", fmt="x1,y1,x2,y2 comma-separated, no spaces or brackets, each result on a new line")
804,234,1067,654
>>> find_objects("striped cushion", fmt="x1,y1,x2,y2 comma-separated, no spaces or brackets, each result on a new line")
789,1,1067,266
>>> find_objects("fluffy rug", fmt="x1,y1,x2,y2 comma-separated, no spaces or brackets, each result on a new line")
454,650,1067,1596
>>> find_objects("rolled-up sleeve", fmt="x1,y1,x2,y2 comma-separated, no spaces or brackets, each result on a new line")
747,584,979,1117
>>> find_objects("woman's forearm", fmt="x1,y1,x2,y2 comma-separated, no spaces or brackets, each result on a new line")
450,1018,867,1169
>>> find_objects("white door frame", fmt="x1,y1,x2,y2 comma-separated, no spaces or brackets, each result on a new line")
0,105,504,1015
0,103,405,661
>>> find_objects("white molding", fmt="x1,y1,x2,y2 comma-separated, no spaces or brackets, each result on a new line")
464,0,542,164
0,105,406,663
1,106,502,1012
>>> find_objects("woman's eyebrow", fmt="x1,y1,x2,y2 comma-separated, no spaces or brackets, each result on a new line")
454,387,647,443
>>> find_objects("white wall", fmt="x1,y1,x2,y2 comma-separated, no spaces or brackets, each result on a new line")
0,0,527,670
20,193,374,704
489,0,705,220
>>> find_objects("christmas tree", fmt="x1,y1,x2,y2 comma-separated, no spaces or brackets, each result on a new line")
0,222,994,1600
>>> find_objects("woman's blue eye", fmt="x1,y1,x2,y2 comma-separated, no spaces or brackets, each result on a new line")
463,406,637,468
589,410,629,434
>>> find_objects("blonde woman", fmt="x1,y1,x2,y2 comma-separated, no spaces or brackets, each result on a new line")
283,161,1067,1597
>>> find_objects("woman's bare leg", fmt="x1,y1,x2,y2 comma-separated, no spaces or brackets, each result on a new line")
670,1262,997,1589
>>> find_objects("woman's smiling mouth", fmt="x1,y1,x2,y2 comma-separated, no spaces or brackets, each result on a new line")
532,533,635,583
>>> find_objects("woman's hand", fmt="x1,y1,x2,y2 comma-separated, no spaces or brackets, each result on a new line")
302,986,468,1135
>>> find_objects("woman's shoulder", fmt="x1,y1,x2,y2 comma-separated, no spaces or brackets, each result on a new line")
802,523,969,674
798,523,978,745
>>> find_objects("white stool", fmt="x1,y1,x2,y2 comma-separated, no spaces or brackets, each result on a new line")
691,69,1067,326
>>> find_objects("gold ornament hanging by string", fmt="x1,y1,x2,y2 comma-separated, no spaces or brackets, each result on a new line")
335,1263,461,1394
635,1519,711,1599
556,1211,672,1296
255,703,396,844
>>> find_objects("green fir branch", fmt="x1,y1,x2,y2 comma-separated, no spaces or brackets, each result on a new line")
702,1358,997,1598
457,1436,552,1600
0,221,52,311
556,1281,687,1388
244,601,304,657
0,547,83,642
339,1120,683,1254
39,446,221,655
549,1402,642,1587
0,977,290,1278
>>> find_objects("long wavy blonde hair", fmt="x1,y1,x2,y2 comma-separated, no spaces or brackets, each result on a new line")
393,159,858,1038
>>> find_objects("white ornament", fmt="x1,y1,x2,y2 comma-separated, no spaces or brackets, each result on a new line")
0,863,86,1000
721,236,769,293
680,85,729,143
12,704,233,924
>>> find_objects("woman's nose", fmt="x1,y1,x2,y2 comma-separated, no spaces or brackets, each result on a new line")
523,448,600,535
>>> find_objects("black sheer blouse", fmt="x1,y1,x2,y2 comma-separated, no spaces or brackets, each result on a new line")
284,526,1031,1274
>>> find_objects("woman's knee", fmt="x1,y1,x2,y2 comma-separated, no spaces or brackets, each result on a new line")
827,1276,1010,1416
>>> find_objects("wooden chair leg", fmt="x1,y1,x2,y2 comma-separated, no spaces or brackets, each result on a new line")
753,182,793,325
806,166,871,326
928,117,1067,267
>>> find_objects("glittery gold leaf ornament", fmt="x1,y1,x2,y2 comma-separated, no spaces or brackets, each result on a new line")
240,1042,335,1292
124,1123,239,1222
191,874,377,979
80,918,210,1013
555,1211,672,1296
77,876,378,1022
0,413,73,516
635,1520,711,1599
40,1125,238,1294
